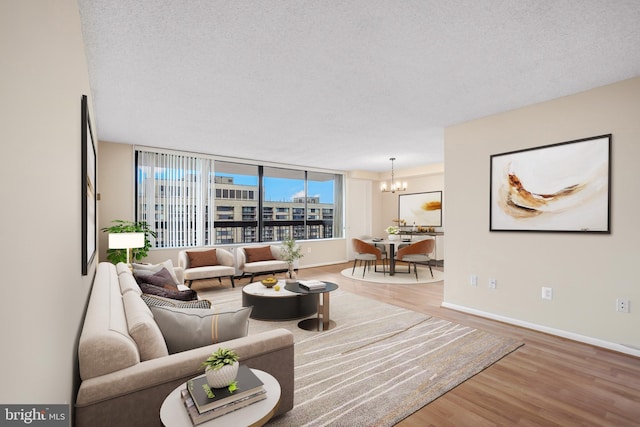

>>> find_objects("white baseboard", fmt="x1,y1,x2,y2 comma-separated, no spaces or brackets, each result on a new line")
441,302,640,358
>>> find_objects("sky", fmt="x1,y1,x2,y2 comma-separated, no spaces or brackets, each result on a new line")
220,174,334,203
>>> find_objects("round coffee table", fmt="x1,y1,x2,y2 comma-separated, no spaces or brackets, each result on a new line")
242,281,317,320
285,281,339,331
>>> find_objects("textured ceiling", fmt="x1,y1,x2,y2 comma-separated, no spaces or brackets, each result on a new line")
78,0,640,173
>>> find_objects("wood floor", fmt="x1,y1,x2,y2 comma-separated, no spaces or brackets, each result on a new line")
195,262,639,426
289,262,640,427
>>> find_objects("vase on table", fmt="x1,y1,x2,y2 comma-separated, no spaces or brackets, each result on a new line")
205,362,239,388
286,263,297,284
388,234,400,241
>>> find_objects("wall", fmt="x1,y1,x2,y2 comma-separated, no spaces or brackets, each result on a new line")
98,141,348,268
0,0,96,408
444,77,640,355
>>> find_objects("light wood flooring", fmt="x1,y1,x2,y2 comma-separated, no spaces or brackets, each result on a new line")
196,262,640,426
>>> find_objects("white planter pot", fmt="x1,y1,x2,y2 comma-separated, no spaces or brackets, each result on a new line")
205,362,239,388
388,234,400,241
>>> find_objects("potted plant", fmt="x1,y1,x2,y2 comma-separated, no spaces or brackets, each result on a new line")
201,348,240,388
101,220,157,264
385,225,400,240
281,237,303,281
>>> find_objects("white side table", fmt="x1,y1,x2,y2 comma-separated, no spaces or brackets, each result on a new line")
160,369,281,427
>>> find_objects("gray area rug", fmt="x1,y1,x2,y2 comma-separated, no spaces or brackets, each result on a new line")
203,287,523,426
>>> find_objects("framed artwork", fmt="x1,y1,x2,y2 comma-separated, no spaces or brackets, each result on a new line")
490,134,611,233
398,191,442,227
81,95,97,275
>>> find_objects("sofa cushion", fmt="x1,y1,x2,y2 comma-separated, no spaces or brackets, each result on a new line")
150,305,252,354
119,272,142,295
141,293,212,309
186,249,219,268
244,246,275,263
138,281,198,301
132,260,181,286
122,292,169,361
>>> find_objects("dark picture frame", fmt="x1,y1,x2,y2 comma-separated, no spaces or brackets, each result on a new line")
490,134,611,233
81,95,97,275
398,191,443,227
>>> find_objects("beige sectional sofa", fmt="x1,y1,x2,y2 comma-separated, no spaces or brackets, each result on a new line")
75,262,294,427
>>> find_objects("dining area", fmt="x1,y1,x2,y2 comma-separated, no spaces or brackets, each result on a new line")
350,234,440,280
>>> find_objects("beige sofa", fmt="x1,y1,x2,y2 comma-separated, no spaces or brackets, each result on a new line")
75,262,294,427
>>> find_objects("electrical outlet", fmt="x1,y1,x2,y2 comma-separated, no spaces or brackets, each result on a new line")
307,247,311,253
542,287,553,300
616,299,630,313
489,278,497,289
470,275,478,287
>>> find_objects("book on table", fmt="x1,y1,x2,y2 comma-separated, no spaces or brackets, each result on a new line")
298,280,326,290
187,365,265,414
180,388,266,425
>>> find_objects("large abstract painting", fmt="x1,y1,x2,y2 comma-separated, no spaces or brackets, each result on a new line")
399,191,442,227
82,95,97,275
490,134,611,233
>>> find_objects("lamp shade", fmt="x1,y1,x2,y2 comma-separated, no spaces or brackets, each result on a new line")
108,232,145,249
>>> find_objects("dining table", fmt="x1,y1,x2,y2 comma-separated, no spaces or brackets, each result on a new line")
365,237,413,275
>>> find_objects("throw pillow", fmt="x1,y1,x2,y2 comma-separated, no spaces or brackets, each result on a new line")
150,305,253,354
244,246,275,263
132,259,181,286
138,281,198,301
135,267,176,288
187,249,219,268
141,294,211,309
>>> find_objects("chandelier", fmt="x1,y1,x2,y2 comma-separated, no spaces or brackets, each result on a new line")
380,157,407,193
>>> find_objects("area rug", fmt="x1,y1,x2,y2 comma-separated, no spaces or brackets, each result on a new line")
202,287,523,427
341,266,444,284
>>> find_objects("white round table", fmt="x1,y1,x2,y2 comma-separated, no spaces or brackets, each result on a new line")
160,369,281,427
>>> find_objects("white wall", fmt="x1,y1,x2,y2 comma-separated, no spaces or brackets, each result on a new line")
0,0,96,407
444,77,640,355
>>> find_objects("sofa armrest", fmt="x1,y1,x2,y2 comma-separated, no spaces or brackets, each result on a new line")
75,329,294,427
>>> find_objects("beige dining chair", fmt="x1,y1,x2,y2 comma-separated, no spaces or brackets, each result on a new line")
352,238,387,278
395,239,435,280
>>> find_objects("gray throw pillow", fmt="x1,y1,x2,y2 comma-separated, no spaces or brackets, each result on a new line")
149,305,252,354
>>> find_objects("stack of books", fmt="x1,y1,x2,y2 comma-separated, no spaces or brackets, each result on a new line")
180,365,266,425
299,280,326,291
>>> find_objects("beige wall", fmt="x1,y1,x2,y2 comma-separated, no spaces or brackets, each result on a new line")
0,0,96,407
98,141,349,268
98,141,445,268
444,77,640,355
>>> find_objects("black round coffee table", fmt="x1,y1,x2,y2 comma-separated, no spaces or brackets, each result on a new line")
242,281,317,320
285,281,339,331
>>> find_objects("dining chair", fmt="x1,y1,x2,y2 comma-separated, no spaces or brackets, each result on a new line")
352,238,387,278
395,239,435,280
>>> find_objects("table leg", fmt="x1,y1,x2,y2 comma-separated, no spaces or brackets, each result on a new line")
389,243,396,275
298,292,336,331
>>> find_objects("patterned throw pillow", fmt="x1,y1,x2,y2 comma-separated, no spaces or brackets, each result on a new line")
244,246,275,263
186,249,219,268
150,305,253,354
141,294,211,309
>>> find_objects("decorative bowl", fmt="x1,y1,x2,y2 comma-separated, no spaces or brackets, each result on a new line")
261,277,278,288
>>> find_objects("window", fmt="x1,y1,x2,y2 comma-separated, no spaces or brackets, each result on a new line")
136,149,344,248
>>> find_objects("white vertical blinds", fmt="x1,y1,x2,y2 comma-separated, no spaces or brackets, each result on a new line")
137,150,214,248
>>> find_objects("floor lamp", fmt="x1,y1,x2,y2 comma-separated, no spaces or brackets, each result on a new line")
108,232,145,265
